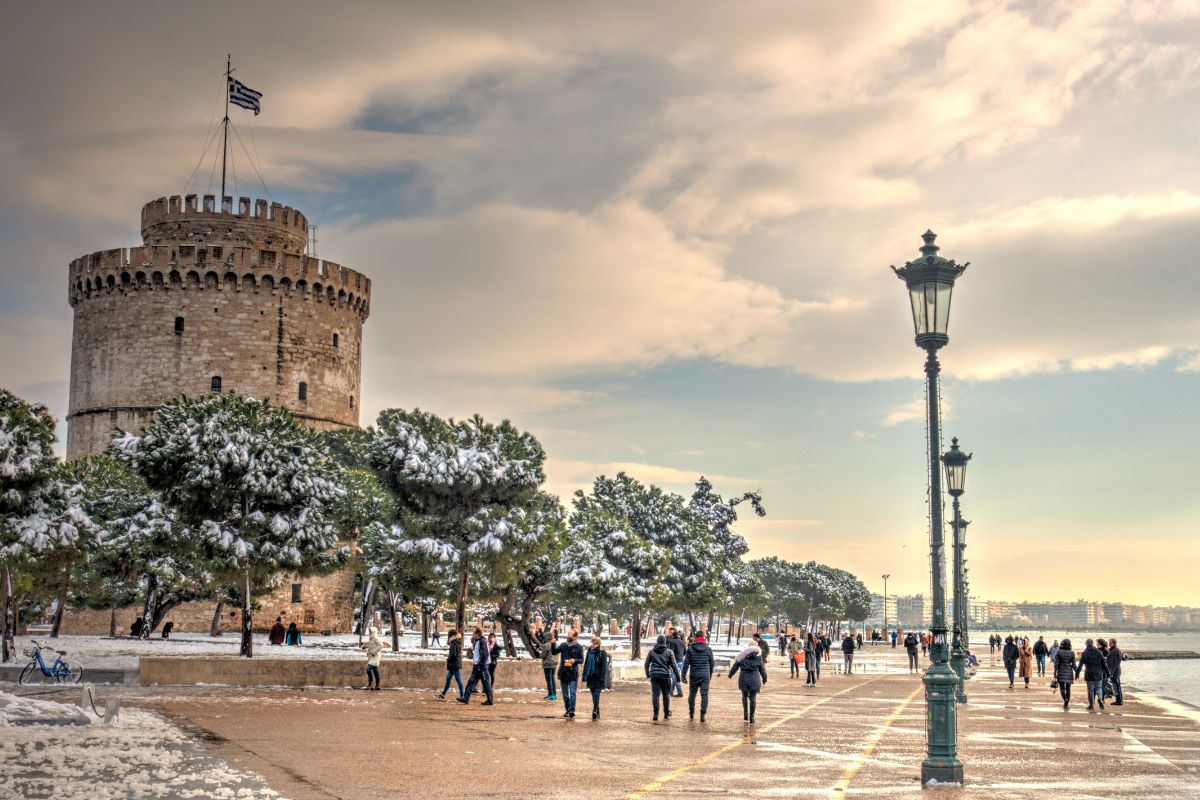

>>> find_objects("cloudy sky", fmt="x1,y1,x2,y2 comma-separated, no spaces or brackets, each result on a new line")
3,1,1198,607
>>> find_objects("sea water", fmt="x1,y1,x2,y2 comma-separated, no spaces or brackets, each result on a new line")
971,630,1200,707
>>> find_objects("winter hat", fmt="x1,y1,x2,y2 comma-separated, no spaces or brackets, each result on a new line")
694,633,706,643
656,635,667,646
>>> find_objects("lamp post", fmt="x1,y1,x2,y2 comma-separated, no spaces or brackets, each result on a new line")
942,437,972,704
892,230,967,786
882,574,891,641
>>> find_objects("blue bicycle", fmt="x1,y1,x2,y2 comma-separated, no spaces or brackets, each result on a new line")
19,639,83,685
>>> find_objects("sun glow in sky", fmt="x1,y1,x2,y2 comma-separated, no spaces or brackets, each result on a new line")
2,2,1198,606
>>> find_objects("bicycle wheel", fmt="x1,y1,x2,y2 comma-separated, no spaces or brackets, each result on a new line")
56,665,83,684
19,662,37,685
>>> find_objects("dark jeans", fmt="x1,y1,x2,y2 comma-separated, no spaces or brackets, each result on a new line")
651,676,672,716
489,662,497,688
543,667,557,696
1059,681,1072,704
1005,663,1016,684
1036,654,1046,675
790,656,800,677
463,663,493,703
561,678,578,713
688,677,710,716
590,686,603,715
741,688,758,720
441,668,463,697
907,651,919,670
806,669,816,685
1111,676,1123,704
1086,679,1105,707
843,654,853,674
366,664,380,687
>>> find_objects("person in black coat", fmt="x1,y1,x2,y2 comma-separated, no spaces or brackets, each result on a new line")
486,632,501,689
1106,638,1124,706
903,632,920,672
1053,638,1076,709
728,645,768,723
682,632,716,721
457,628,494,706
436,629,464,700
644,635,681,721
553,630,585,718
582,636,610,720
1002,636,1019,687
1032,636,1049,676
160,621,174,639
841,633,856,674
667,628,687,697
1075,638,1110,711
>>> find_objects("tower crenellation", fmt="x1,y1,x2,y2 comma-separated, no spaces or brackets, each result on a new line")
65,195,371,458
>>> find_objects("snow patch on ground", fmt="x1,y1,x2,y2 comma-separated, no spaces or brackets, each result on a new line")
0,690,282,798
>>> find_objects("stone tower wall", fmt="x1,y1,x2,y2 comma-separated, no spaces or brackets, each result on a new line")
66,193,371,457
61,194,371,635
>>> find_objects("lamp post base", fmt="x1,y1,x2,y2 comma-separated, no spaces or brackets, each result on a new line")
921,659,963,787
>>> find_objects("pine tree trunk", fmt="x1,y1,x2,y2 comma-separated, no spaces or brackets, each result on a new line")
150,601,180,633
140,573,159,640
388,591,400,652
455,559,470,633
499,617,517,657
356,577,375,642
50,559,72,638
706,609,716,637
109,606,118,638
421,605,430,650
2,566,15,663
240,571,254,658
630,606,642,660
210,602,224,637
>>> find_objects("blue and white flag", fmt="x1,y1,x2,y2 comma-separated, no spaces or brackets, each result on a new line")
228,77,263,115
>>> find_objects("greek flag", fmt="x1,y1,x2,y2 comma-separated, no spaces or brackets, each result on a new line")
228,77,263,115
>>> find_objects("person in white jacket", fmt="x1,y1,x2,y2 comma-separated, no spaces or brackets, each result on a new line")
362,627,390,691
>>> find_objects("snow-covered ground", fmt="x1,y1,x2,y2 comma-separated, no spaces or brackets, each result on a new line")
0,690,281,799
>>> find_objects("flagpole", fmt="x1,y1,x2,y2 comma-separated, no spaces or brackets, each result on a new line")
220,53,231,206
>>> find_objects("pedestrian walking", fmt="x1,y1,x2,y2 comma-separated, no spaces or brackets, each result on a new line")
779,633,788,657
1075,638,1109,711
752,632,770,663
856,631,863,649
431,621,441,647
130,616,145,638
667,627,686,697
682,631,716,721
268,617,285,645
285,621,302,646
161,621,174,639
487,632,501,689
1049,639,1060,666
1053,638,1076,709
1018,637,1034,688
841,632,856,675
804,632,819,686
728,641,768,723
921,633,929,657
363,626,389,690
457,628,494,706
1002,635,1019,687
1106,638,1124,706
1033,636,1048,677
891,630,898,648
582,635,609,720
436,629,464,700
645,634,681,721
904,631,920,672
554,629,584,718
786,635,801,678
539,628,558,700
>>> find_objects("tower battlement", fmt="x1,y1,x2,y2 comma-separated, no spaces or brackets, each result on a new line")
66,196,371,458
141,194,309,255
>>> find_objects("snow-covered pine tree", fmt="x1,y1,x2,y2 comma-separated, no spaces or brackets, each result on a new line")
0,389,93,661
359,518,448,651
368,409,546,632
113,393,346,658
690,476,767,637
560,473,673,659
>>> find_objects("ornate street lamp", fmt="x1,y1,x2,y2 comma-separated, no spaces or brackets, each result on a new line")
882,574,891,641
892,230,968,786
942,437,972,704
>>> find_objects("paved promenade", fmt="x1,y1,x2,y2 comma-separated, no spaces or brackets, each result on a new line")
12,646,1200,798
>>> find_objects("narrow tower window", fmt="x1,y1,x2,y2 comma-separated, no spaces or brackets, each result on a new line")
349,395,354,409
210,376,222,393
332,332,339,348
174,316,185,335
298,381,307,401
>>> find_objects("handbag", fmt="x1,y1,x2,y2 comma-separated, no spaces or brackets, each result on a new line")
1050,678,1058,689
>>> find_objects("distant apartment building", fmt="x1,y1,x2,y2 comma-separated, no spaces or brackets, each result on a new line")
867,594,899,627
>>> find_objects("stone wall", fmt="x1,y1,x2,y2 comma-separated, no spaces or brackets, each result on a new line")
61,569,358,635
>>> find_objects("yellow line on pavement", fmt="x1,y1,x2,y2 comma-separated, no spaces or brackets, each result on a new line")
623,678,884,800
829,684,923,797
